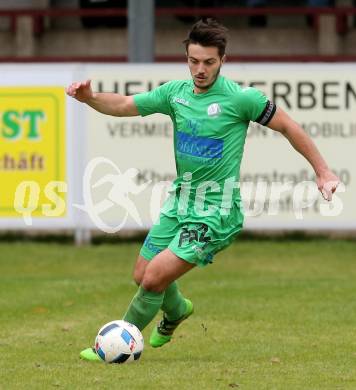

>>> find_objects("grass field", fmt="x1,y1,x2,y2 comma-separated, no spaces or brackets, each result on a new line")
1,239,356,390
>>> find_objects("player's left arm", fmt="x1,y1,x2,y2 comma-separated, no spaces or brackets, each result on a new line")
267,107,340,201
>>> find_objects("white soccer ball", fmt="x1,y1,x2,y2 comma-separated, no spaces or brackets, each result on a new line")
95,320,144,364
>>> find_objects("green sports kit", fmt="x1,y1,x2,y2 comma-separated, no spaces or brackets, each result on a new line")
134,75,276,267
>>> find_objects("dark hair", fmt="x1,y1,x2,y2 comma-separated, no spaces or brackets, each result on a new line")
183,18,228,58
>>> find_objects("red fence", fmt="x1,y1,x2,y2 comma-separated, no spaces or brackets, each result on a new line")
0,7,355,62
1,6,356,17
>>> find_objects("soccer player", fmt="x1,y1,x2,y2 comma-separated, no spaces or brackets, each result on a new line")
66,19,339,361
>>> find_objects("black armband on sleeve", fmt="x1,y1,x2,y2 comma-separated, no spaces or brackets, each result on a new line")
255,100,276,126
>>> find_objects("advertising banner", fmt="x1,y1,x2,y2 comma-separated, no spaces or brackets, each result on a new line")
0,64,353,233
0,64,76,229
82,64,355,231
0,87,66,217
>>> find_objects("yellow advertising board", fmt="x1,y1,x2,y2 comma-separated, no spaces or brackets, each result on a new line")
0,87,66,217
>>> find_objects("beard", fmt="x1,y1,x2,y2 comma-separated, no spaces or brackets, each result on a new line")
193,66,221,91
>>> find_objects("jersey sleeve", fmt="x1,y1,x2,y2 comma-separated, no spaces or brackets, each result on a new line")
237,87,276,125
133,81,172,117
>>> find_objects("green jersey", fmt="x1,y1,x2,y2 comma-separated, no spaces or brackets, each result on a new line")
134,75,275,209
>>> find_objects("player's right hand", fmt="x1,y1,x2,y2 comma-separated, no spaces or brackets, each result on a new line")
316,170,340,202
65,79,93,103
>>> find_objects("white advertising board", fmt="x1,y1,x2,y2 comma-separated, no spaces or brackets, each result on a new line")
82,63,356,231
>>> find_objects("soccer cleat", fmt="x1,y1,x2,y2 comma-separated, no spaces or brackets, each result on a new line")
150,298,194,348
79,347,101,362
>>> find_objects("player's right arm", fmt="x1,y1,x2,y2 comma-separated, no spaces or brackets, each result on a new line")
65,79,139,117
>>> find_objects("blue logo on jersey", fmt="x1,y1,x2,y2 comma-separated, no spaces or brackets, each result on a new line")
186,119,202,137
177,131,223,159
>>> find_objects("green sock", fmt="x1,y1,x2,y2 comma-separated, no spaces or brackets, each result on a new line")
123,286,164,331
161,281,187,321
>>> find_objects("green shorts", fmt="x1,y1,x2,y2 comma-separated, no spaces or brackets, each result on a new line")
140,203,244,267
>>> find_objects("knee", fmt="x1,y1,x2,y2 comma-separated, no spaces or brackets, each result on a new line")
133,258,147,286
133,268,142,286
141,270,164,293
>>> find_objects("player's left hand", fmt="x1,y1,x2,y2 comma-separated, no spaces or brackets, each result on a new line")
316,170,340,201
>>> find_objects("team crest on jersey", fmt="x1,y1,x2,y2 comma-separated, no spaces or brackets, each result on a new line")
207,103,221,117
